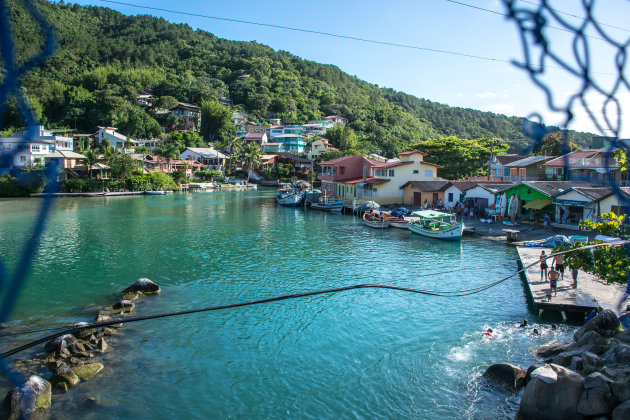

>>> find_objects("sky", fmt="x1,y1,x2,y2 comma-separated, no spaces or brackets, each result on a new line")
66,0,630,139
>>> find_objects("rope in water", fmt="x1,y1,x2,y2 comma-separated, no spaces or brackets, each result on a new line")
1,241,627,359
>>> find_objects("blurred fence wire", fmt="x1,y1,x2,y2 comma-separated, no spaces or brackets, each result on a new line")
0,0,629,395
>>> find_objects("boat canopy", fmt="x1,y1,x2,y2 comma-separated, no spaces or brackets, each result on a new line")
411,210,453,218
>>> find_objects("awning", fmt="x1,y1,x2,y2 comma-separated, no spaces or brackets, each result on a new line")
523,199,553,210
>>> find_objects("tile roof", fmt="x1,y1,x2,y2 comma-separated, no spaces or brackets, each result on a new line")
494,154,528,165
373,160,412,169
398,150,428,157
399,180,451,191
519,180,606,196
543,151,599,166
447,181,478,192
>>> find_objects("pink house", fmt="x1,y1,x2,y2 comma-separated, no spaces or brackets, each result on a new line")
318,155,380,196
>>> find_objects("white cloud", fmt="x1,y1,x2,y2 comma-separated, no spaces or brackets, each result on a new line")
476,92,499,98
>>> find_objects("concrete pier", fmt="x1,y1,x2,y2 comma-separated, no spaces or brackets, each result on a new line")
516,246,627,318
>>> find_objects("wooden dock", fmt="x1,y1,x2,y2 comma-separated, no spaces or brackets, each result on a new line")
516,247,627,319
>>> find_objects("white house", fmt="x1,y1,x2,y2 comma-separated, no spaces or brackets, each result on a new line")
307,138,338,161
443,181,478,210
96,127,137,152
552,187,617,223
180,147,226,171
598,188,628,216
463,183,514,208
355,150,443,205
0,126,74,168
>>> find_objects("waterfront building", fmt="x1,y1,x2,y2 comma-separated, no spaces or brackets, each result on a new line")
443,181,478,210
273,134,306,154
552,186,623,223
399,180,451,207
542,148,628,186
318,155,379,198
0,126,75,168
463,182,515,209
180,147,226,172
488,154,528,181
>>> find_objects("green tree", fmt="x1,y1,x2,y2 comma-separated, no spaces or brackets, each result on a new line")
84,148,99,179
111,153,138,179
199,99,232,142
532,131,581,156
154,96,179,110
241,142,263,181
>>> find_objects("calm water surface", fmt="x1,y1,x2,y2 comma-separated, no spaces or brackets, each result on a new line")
0,190,574,419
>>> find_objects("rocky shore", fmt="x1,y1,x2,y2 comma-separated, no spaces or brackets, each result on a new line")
1,278,161,420
483,310,630,419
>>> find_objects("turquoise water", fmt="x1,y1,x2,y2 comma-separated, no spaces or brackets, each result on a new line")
0,190,575,419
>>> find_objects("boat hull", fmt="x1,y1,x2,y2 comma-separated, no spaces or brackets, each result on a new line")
362,214,390,228
276,192,304,207
382,213,409,229
409,222,463,240
310,202,343,212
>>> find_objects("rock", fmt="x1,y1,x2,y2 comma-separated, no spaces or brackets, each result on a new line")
112,299,135,312
604,340,630,365
122,278,161,295
577,372,618,417
536,343,570,358
103,327,117,336
611,377,630,403
71,322,95,340
551,353,573,367
572,330,605,350
49,364,80,391
110,322,123,328
44,334,79,354
73,363,104,381
2,376,51,420
83,397,100,407
525,364,545,382
95,338,108,353
483,363,527,390
95,313,112,323
582,351,600,371
68,357,84,366
518,364,584,420
570,357,583,371
613,400,630,420
575,309,621,341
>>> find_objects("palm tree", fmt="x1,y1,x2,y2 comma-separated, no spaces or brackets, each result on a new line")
160,144,180,173
226,134,243,175
84,149,99,180
103,145,119,168
241,143,263,182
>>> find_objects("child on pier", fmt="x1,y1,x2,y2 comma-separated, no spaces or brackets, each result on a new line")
540,250,548,282
548,267,559,297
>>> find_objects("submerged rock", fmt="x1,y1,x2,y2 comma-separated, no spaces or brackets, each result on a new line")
518,364,584,420
2,376,52,420
574,310,621,341
71,322,95,340
483,363,527,390
73,363,104,381
44,334,84,355
112,299,135,312
49,365,80,391
122,278,161,295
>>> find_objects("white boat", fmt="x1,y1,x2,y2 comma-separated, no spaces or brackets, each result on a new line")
144,191,168,195
382,212,409,229
310,200,344,212
408,210,463,241
276,186,305,207
362,212,390,229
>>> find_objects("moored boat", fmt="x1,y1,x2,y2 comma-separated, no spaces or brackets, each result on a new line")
310,194,344,212
408,210,463,241
362,212,390,229
382,212,409,229
276,186,305,207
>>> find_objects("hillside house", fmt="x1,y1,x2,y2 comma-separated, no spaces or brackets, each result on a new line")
307,138,338,161
170,102,200,132
489,154,527,181
0,126,74,168
96,127,137,152
180,147,226,171
503,155,555,182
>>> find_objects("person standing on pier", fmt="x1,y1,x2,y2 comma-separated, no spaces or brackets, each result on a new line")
548,267,559,297
552,253,565,281
540,250,548,282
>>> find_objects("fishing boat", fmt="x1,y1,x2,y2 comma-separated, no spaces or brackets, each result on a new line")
382,212,409,229
276,185,305,207
362,212,390,229
310,194,344,212
408,210,463,241
144,191,168,195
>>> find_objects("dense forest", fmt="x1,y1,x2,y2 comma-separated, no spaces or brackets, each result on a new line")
3,0,594,156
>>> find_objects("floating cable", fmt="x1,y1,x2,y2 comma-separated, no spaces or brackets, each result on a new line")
2,241,626,359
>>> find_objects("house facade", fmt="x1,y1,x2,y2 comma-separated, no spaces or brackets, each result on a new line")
552,187,615,223
170,102,200,132
503,155,555,182
318,155,378,198
96,127,137,152
443,181,478,210
488,154,527,181
0,126,74,168
307,138,337,161
180,147,226,171
399,180,451,207
541,149,625,184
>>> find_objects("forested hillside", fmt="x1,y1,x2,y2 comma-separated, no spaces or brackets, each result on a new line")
4,0,593,156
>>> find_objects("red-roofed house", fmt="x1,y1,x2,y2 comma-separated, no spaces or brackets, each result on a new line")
543,149,626,185
318,155,379,199
307,138,337,161
244,132,268,146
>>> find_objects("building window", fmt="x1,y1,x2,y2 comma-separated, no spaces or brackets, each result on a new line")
448,192,454,202
413,170,419,174
388,170,395,177
424,170,433,177
31,145,40,151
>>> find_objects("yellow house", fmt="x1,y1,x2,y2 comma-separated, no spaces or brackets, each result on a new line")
356,151,443,205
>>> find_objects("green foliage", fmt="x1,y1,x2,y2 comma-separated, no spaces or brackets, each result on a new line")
265,163,294,181
61,178,123,192
318,150,347,162
161,131,205,153
406,137,508,180
125,172,176,191
199,100,233,142
0,171,48,196
195,170,223,181
615,148,627,171
532,131,581,156
580,212,629,239
111,153,139,179
10,0,595,155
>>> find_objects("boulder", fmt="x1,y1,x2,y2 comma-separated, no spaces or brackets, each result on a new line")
483,363,527,390
536,343,570,358
518,364,585,420
603,341,630,365
611,377,630,403
73,363,104,381
575,310,621,341
551,353,573,367
95,338,108,353
2,376,52,420
525,364,545,382
577,373,618,417
71,322,95,340
582,351,600,372
44,334,84,355
570,357,583,371
613,400,630,420
112,299,135,312
122,278,161,295
49,365,80,391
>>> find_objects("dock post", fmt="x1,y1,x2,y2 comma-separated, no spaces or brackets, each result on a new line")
561,311,567,323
